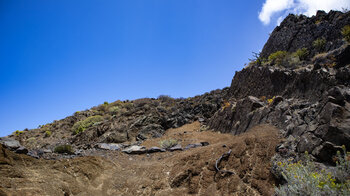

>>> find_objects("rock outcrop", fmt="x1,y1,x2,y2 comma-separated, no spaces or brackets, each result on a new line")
209,10,350,164
261,10,350,58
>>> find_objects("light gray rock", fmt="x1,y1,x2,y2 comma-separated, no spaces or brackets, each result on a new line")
96,143,123,151
122,145,146,154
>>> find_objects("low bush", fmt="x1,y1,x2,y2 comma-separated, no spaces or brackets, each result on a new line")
71,115,104,135
313,38,326,52
160,139,178,149
45,130,52,137
158,95,174,102
13,130,24,136
268,51,288,65
275,149,350,195
54,145,73,154
108,106,120,115
123,102,133,110
341,25,350,43
294,48,309,61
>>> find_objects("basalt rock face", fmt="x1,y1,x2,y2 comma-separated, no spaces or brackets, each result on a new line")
209,84,350,163
230,44,350,101
209,10,350,163
260,10,350,58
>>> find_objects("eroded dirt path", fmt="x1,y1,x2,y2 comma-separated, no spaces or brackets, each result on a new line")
0,122,281,196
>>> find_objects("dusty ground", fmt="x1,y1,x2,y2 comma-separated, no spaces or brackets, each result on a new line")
0,122,281,196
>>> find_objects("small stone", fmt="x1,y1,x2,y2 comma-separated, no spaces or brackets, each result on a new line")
122,145,147,154
169,144,183,152
147,147,166,153
184,143,202,150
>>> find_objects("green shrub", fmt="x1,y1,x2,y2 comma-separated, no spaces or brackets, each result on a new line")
103,101,109,105
123,102,133,110
71,115,103,135
45,130,52,137
341,25,350,43
13,130,24,136
158,95,174,102
313,38,326,52
275,150,350,195
54,145,73,154
108,106,120,114
159,139,178,149
268,51,288,65
294,48,309,61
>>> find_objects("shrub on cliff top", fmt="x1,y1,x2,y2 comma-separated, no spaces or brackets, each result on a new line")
71,115,103,135
341,25,350,43
268,51,288,65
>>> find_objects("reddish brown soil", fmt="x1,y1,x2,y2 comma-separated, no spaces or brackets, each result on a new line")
0,122,281,196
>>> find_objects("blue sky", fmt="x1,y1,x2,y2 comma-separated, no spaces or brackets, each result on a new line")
0,0,282,136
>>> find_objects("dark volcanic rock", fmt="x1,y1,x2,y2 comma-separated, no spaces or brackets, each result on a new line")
169,144,183,152
147,147,166,153
209,84,350,163
261,10,350,58
229,65,340,101
0,137,28,154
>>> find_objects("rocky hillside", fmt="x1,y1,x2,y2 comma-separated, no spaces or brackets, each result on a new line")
1,10,350,196
7,88,228,152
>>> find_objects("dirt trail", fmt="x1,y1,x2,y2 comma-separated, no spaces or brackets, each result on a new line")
0,122,281,196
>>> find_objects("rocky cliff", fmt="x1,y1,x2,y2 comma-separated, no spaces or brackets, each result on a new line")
209,10,350,165
261,10,350,58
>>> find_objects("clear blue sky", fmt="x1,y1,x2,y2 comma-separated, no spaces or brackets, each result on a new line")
0,0,276,136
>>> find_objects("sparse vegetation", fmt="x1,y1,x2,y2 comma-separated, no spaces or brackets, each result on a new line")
45,130,52,137
123,102,133,110
268,51,288,65
275,150,350,195
71,115,104,135
294,48,309,61
13,130,24,136
108,106,120,114
249,52,266,66
222,101,231,110
313,38,326,52
54,145,73,154
267,96,275,104
260,96,267,102
159,139,178,149
158,95,174,102
341,25,350,43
